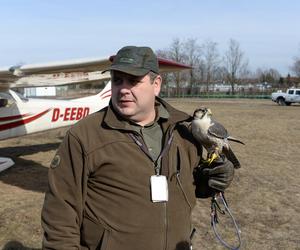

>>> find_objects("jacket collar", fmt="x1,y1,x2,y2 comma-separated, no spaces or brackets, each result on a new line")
157,97,192,124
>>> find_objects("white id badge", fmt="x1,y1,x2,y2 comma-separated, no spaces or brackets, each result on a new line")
150,175,168,202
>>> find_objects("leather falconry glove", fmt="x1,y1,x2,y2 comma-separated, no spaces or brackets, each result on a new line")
202,157,234,192
194,156,234,197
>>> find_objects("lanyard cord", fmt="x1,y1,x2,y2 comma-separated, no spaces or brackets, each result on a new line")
129,132,174,175
211,192,242,250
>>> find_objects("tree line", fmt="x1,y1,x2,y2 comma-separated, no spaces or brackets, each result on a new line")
156,38,300,97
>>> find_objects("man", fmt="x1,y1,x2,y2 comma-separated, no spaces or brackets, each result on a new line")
41,46,234,250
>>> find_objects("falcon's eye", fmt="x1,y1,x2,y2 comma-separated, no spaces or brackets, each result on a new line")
200,108,207,113
195,108,206,112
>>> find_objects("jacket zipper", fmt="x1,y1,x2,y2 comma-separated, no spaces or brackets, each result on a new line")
163,202,168,250
163,125,177,250
130,127,175,250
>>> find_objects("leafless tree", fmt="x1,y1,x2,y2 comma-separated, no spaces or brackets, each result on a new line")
255,67,281,85
202,39,220,92
156,49,173,97
183,38,201,95
157,38,202,97
223,39,249,94
214,66,227,82
168,38,187,96
291,57,300,77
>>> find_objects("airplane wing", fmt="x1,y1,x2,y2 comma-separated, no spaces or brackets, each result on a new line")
157,57,192,73
0,67,18,83
17,57,111,75
17,56,191,75
0,67,20,91
1,55,191,89
0,57,112,90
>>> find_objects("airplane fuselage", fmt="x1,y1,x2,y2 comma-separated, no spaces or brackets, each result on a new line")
0,85,111,140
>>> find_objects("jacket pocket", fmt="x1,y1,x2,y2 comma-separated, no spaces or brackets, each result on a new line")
80,213,110,250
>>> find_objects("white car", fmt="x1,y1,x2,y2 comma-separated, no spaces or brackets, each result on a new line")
271,88,300,106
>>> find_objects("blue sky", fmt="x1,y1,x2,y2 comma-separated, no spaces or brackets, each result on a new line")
1,0,299,75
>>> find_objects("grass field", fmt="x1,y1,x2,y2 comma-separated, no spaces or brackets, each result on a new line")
0,98,300,249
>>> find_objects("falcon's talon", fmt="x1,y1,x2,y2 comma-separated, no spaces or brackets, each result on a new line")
201,158,211,165
200,152,218,166
207,153,218,165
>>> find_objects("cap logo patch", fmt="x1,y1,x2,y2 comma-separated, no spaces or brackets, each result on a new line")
119,57,135,64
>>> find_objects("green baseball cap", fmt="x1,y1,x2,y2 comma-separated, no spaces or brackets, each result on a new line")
107,46,159,76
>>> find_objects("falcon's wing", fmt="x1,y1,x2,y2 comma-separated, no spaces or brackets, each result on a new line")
208,119,229,139
223,147,241,168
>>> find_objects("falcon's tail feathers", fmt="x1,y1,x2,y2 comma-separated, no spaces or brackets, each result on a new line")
227,136,245,145
224,147,241,169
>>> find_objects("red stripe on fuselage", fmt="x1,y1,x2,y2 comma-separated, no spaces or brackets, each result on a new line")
100,89,111,98
0,109,51,132
101,94,111,100
0,113,31,122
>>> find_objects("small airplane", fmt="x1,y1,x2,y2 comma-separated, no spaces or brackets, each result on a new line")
0,55,191,172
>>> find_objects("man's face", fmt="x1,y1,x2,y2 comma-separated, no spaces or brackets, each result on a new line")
111,71,161,126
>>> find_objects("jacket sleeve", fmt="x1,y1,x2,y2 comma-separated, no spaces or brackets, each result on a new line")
41,131,88,249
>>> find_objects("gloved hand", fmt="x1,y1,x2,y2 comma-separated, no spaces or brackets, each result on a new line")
203,157,234,192
193,156,234,198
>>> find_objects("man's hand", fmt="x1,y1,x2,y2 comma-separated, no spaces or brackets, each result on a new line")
194,157,234,198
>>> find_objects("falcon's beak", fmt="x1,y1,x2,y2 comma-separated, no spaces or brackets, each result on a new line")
207,108,212,115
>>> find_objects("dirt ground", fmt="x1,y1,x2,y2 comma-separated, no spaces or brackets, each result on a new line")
0,98,300,250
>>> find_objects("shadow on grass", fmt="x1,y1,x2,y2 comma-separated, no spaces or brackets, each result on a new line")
0,143,60,157
2,240,40,250
0,143,60,193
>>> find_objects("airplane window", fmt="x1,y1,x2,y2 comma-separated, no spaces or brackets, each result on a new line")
14,91,29,101
0,92,13,100
0,91,28,102
0,92,15,107
0,93,11,107
0,98,8,107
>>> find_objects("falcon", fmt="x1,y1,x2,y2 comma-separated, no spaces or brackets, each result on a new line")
191,107,244,168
